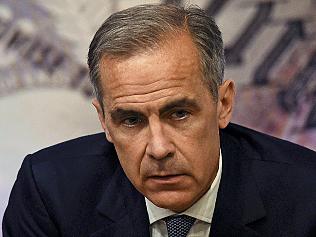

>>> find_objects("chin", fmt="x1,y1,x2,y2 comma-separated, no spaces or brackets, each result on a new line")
148,190,195,213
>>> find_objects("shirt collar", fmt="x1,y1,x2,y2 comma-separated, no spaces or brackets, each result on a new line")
145,150,222,224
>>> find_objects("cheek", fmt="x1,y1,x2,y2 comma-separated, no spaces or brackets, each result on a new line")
110,130,147,186
194,119,220,184
174,110,219,150
173,112,220,179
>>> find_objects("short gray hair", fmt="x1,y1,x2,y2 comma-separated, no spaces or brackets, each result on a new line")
87,4,225,106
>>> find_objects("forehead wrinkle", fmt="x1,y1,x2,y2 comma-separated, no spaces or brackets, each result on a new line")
107,74,185,91
102,48,200,91
112,84,183,102
110,92,178,111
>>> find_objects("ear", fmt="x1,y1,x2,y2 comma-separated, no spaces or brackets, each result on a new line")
92,98,113,142
217,80,235,129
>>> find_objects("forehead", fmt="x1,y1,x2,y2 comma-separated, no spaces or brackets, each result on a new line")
98,32,207,110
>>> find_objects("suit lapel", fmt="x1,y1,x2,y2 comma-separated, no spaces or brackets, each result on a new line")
92,165,150,237
210,129,266,236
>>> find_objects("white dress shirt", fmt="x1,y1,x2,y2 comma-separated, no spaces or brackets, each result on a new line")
145,150,222,237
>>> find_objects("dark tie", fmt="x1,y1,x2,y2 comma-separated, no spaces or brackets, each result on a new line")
164,215,196,237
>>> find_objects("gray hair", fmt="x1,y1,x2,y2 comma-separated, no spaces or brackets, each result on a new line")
87,4,225,107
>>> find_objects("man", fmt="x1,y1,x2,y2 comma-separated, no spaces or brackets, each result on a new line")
3,4,316,237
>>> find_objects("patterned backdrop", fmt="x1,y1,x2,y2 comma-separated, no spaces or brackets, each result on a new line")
0,0,315,228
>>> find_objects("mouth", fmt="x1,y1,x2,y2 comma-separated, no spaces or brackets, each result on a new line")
147,174,185,185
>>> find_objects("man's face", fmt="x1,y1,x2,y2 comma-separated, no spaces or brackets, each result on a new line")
94,32,234,212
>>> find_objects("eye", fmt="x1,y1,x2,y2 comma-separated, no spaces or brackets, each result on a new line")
170,110,190,120
122,116,142,127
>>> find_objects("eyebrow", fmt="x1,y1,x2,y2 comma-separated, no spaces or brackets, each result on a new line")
110,108,143,123
158,98,200,115
110,97,200,122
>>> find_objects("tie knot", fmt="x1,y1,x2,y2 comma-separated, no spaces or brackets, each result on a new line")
164,215,196,237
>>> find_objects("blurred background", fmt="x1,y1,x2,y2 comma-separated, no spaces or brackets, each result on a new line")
1,0,315,229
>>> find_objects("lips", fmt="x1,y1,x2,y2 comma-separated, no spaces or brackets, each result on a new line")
147,174,185,184
150,174,181,179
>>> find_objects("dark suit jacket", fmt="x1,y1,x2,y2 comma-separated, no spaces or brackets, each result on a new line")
2,123,316,236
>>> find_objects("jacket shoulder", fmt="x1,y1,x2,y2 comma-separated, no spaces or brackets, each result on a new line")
220,124,316,236
26,132,119,193
31,132,110,162
222,123,316,165
4,133,120,235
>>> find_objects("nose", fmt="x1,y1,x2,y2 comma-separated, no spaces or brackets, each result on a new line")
146,118,174,160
